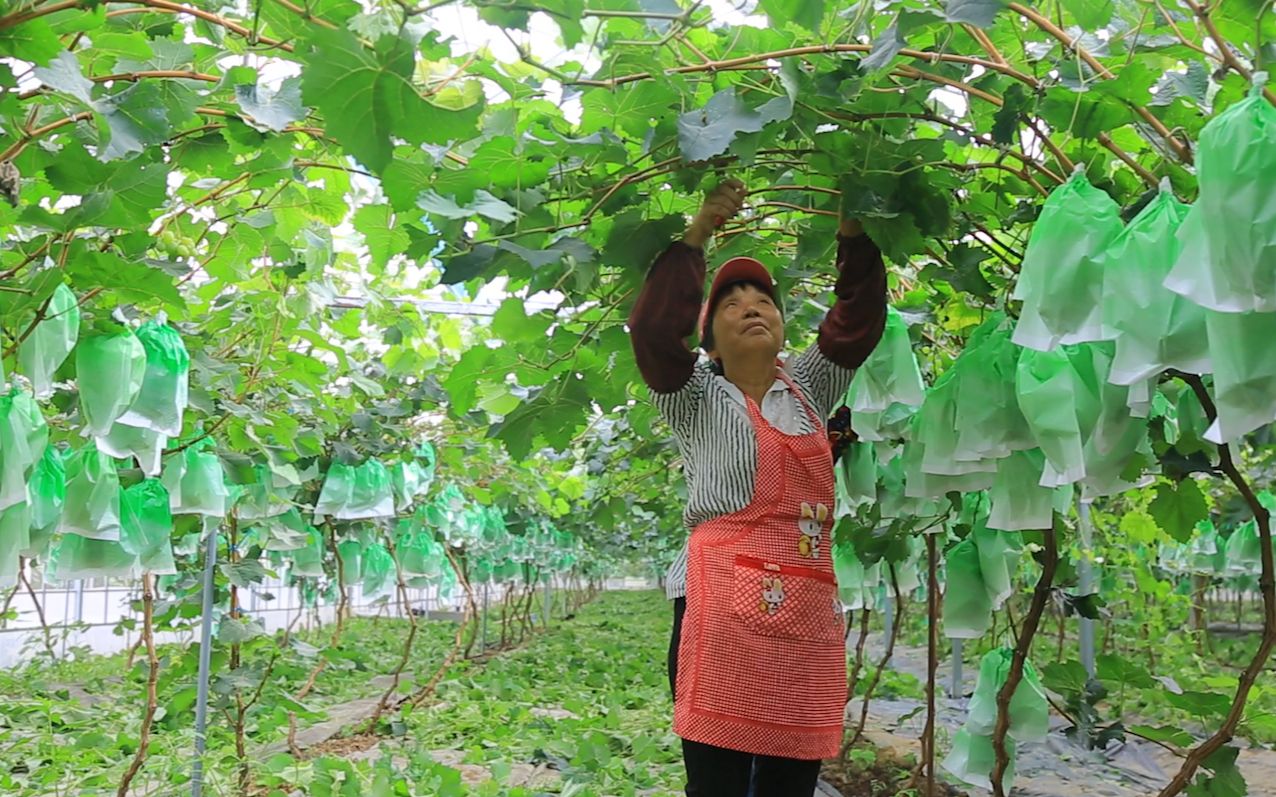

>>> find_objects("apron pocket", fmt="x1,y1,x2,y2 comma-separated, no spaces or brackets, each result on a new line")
732,555,844,643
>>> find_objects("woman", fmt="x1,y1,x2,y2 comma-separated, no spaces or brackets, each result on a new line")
629,179,887,796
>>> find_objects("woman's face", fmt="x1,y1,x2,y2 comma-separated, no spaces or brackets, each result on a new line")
707,283,784,367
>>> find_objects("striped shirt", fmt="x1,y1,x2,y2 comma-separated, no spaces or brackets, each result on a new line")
657,353,855,598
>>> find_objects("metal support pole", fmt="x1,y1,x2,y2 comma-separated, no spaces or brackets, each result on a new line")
543,577,551,629
60,578,71,659
480,582,489,652
73,579,84,623
1078,499,1096,677
950,638,963,699
881,591,894,668
192,524,218,797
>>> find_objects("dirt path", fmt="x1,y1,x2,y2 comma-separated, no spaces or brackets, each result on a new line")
855,636,1276,797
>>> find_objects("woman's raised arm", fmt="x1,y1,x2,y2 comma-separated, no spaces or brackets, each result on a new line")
817,221,888,370
790,213,889,415
628,181,746,394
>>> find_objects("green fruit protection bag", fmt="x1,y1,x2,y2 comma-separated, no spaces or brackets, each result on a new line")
77,330,146,438
24,446,64,558
1125,377,1155,419
1016,348,1089,487
493,560,521,582
415,441,437,477
98,422,166,476
313,462,354,520
832,539,880,611
953,318,1035,462
957,491,990,526
483,507,510,548
290,525,326,578
237,465,296,521
436,557,459,600
0,388,48,511
48,535,137,581
471,556,495,584
1187,520,1221,575
942,729,1017,793
61,443,122,540
1225,521,1263,576
391,460,433,513
247,507,311,551
120,479,177,575
396,514,444,577
917,371,994,480
850,401,916,443
887,536,925,597
0,501,31,587
966,647,1050,742
114,321,189,436
1165,75,1276,312
161,441,228,517
337,538,363,585
848,306,926,413
1201,309,1276,444
836,442,877,512
1012,168,1124,351
1101,186,1209,385
942,538,992,639
974,524,1023,610
18,283,79,399
1165,387,1213,456
296,576,319,608
361,542,396,599
987,449,1054,531
1159,541,1188,574
903,431,992,499
346,459,395,520
1069,343,1151,497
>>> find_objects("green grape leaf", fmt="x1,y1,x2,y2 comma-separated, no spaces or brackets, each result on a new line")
417,190,519,223
1041,659,1089,697
1061,0,1114,29
993,84,1031,144
945,0,1008,28
33,50,93,104
1128,724,1194,747
220,559,269,589
677,62,797,161
1151,61,1210,107
1096,654,1155,689
299,28,431,173
0,19,63,65
353,204,410,271
1149,480,1208,543
217,615,268,644
758,0,825,32
234,76,308,133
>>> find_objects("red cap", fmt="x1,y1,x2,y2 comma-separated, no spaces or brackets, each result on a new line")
698,256,775,343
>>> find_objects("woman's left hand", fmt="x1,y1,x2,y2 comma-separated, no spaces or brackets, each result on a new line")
838,216,864,238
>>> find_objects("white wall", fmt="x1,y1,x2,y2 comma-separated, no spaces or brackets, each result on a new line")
1,574,655,668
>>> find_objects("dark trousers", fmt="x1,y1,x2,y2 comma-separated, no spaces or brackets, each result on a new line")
670,597,824,797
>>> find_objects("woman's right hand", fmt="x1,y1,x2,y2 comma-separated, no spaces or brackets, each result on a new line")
684,178,746,248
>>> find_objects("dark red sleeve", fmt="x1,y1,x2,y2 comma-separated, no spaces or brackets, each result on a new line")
628,241,706,394
817,233,888,369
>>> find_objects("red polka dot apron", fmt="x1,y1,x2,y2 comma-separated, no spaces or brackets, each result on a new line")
673,370,847,760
